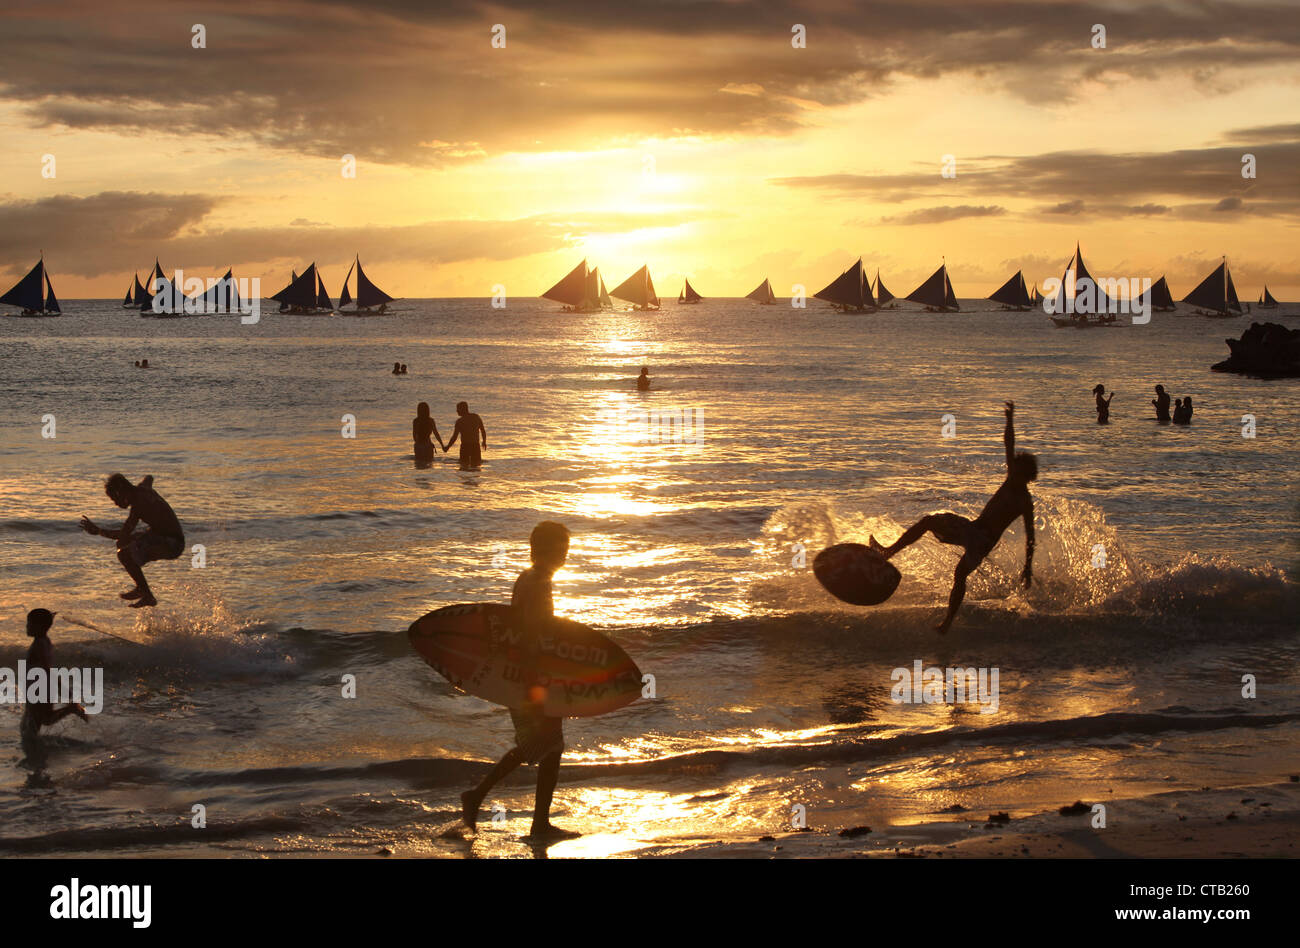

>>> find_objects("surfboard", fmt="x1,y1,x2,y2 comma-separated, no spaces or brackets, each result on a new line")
408,603,642,718
812,543,902,606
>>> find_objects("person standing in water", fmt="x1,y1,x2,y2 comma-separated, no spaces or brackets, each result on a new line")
1152,384,1171,422
1174,396,1194,425
412,402,444,468
78,474,184,608
636,367,650,391
871,402,1036,634
461,521,579,841
444,401,486,470
1093,384,1113,424
20,609,88,742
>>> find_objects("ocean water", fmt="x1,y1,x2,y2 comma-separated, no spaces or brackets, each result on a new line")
1,298,1297,857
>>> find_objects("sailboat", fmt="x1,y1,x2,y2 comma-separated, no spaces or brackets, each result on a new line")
139,263,189,317
1,255,61,316
611,265,660,310
196,268,242,314
987,270,1031,310
906,260,959,312
814,258,874,312
872,270,896,309
272,263,332,315
1181,258,1246,318
746,278,776,305
1028,284,1042,307
1049,242,1118,327
677,278,703,304
542,259,591,310
338,256,397,314
584,266,612,310
1258,286,1279,309
122,273,147,307
1137,275,1176,312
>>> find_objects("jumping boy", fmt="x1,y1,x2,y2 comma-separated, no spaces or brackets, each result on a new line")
871,401,1036,633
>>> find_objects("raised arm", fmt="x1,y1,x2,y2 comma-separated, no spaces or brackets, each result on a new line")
1004,401,1016,469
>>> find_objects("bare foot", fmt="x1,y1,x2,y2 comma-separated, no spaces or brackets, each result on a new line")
934,622,951,635
129,596,157,608
120,588,143,600
524,823,581,842
460,791,480,832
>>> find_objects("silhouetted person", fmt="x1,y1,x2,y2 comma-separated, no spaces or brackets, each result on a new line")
1152,384,1171,422
392,362,402,375
79,473,184,608
1174,396,1194,425
412,401,444,468
871,401,1035,634
1092,384,1113,424
636,367,650,391
461,521,579,841
445,401,486,470
21,609,88,743
400,363,408,375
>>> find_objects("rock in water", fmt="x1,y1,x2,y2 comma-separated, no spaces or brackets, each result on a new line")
1211,322,1300,377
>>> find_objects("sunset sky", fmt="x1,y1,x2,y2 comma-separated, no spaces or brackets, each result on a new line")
1,0,1297,299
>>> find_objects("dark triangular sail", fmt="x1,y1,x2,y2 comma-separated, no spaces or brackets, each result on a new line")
542,259,588,306
1262,286,1277,305
815,258,872,309
907,262,959,311
316,271,333,310
1181,260,1242,314
681,278,702,302
1140,275,1175,310
356,259,394,309
339,260,355,308
44,269,61,314
147,260,166,296
746,278,775,303
611,265,659,308
123,284,133,306
873,270,895,305
988,270,1031,308
272,264,320,310
2,259,53,312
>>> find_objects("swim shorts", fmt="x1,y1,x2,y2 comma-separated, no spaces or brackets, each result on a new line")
124,530,185,566
509,707,564,764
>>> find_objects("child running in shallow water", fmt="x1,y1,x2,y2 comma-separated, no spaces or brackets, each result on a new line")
460,521,580,841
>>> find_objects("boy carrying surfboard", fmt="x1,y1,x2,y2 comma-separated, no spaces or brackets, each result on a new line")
871,401,1036,633
461,521,580,841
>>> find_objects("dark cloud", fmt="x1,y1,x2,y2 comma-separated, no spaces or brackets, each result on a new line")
0,1,1297,164
880,204,1006,224
777,135,1300,218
